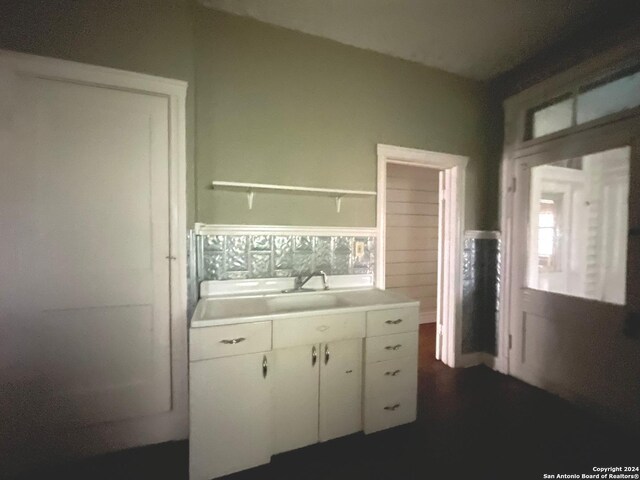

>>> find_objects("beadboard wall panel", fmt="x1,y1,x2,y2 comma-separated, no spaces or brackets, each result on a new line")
385,164,440,316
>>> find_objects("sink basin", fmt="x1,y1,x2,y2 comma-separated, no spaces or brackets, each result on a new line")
201,296,266,320
266,293,348,313
191,287,419,327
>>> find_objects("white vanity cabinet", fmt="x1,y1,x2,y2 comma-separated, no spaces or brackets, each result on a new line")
363,307,419,434
318,338,363,441
272,312,365,453
189,289,419,480
272,339,362,453
272,344,320,454
189,322,273,480
190,353,273,480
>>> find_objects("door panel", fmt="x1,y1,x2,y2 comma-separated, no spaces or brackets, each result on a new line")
1,68,172,435
272,344,320,454
190,354,272,480
510,139,640,427
319,339,363,442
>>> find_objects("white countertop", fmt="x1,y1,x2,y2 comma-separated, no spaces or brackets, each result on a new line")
191,288,419,328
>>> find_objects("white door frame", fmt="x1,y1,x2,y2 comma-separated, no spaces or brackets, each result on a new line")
0,49,189,467
376,144,468,368
497,46,640,375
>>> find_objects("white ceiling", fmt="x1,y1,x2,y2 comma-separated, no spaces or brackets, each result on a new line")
199,0,608,80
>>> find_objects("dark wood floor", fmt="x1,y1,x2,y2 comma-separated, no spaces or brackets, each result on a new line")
19,324,638,480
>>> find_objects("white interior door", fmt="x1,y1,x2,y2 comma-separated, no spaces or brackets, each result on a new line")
0,53,185,471
509,129,640,426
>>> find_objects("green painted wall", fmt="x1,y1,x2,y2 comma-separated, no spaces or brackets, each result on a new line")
0,0,198,225
194,8,498,229
0,1,500,230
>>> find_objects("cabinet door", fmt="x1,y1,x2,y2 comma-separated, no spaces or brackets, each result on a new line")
189,353,272,480
319,339,363,442
272,344,320,454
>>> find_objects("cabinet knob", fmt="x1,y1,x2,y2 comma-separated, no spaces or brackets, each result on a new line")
311,345,317,366
384,403,401,411
262,355,268,378
324,344,330,365
384,344,402,351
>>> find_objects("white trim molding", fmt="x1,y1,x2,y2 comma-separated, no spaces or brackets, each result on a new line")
194,223,378,238
0,49,187,96
376,143,468,368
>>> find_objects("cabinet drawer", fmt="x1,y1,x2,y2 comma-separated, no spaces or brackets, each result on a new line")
190,321,272,361
273,312,365,349
364,356,417,399
364,392,417,434
366,307,419,337
364,331,418,363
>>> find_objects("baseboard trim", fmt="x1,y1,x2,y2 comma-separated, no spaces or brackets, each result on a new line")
454,352,499,369
454,352,483,368
481,352,497,369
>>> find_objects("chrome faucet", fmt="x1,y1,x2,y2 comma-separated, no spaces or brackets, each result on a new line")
283,271,329,293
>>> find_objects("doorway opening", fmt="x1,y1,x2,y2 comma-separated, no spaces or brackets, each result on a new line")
376,144,468,368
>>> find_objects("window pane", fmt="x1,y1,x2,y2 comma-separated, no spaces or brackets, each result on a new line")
538,228,555,257
538,208,556,228
527,146,630,304
530,97,573,139
577,71,640,124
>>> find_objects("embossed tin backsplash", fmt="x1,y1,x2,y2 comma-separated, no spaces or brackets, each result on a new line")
462,235,500,355
196,234,376,282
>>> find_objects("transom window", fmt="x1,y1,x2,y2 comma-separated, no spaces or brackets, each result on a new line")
526,67,640,140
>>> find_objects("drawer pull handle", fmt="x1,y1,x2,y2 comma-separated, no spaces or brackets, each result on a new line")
220,337,246,345
325,344,330,365
385,344,402,351
385,319,403,325
262,355,268,378
385,369,401,376
312,345,317,366
384,403,401,411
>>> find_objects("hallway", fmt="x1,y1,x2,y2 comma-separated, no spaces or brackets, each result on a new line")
21,324,638,480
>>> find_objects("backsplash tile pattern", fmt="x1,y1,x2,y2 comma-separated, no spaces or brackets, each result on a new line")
250,252,271,278
190,230,500,358
462,236,500,355
196,234,376,282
